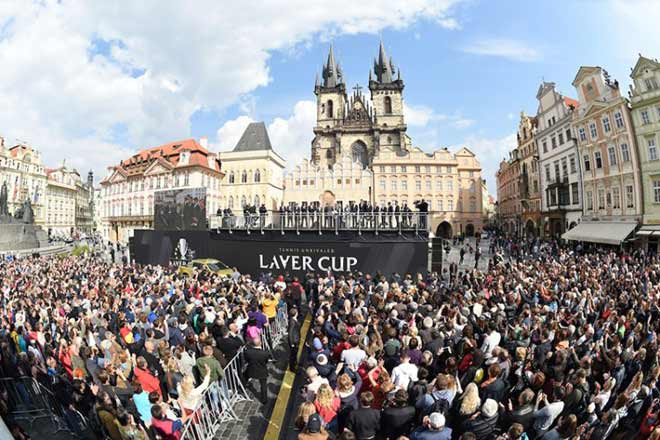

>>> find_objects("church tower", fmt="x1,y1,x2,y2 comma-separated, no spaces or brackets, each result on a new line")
369,41,406,152
312,45,347,167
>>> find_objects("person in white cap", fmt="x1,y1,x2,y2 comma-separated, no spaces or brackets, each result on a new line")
410,412,451,440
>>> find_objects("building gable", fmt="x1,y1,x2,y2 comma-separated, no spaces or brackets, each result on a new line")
631,55,660,79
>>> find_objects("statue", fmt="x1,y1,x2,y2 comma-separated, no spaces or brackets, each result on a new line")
0,182,7,216
12,199,34,224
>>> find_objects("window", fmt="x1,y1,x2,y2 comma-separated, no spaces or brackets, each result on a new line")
594,151,603,169
542,141,548,153
384,96,392,114
578,127,587,141
389,165,395,173
380,178,386,190
437,199,443,210
571,182,579,205
554,161,560,181
589,122,598,139
645,77,659,91
598,189,605,210
436,179,442,190
425,180,432,191
642,110,651,125
648,138,658,161
446,166,452,173
470,200,476,212
379,166,385,172
654,181,660,203
613,187,620,209
607,191,612,208
391,179,397,191
254,169,261,182
569,155,577,173
447,199,453,211
327,100,333,118
602,116,611,133
401,179,407,190
587,191,593,211
561,158,568,179
608,145,617,166
184,172,190,186
241,171,247,183
415,180,421,191
425,165,431,173
621,143,631,162
550,189,557,206
551,137,557,149
415,165,421,173
626,185,634,208
558,133,564,145
401,165,407,172
469,170,474,177
545,165,551,182
447,180,453,191
615,112,624,128
566,129,572,142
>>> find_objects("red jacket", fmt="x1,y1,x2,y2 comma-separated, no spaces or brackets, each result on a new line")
134,367,162,397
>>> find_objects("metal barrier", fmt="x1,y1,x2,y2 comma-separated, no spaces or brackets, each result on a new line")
181,303,289,440
208,211,431,234
0,377,71,435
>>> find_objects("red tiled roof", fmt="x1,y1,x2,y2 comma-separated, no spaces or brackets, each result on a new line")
563,97,579,108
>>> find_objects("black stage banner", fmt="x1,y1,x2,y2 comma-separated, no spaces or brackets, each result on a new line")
132,229,428,277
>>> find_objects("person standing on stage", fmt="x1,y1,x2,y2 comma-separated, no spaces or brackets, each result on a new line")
414,199,429,230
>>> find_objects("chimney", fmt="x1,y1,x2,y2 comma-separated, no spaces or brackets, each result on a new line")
200,136,209,149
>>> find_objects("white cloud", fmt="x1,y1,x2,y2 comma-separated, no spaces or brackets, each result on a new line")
0,0,466,180
216,100,316,166
216,115,255,149
452,118,475,129
403,103,445,126
462,38,540,62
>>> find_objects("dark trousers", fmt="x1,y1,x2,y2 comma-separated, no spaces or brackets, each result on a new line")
289,344,298,371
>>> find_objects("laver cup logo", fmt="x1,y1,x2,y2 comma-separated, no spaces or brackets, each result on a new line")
259,253,358,272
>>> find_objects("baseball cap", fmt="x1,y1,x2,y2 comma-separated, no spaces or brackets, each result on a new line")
307,414,322,433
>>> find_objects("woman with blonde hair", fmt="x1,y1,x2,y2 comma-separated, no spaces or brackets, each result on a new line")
314,383,339,431
177,364,211,417
458,382,481,417
295,401,317,431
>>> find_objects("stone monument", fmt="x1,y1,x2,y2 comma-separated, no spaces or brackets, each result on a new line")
0,189,48,251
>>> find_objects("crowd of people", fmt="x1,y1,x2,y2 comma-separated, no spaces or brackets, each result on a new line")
294,236,660,440
216,200,430,231
0,254,291,439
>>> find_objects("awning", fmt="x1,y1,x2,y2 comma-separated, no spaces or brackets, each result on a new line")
561,221,638,245
636,225,660,237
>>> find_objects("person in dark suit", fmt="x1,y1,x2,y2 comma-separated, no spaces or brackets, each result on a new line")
346,391,381,440
216,325,243,362
288,308,301,372
380,389,415,440
244,337,271,404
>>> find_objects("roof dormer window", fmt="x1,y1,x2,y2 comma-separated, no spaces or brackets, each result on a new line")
179,150,190,165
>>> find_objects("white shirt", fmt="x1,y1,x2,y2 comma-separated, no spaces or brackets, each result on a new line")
341,347,367,368
392,362,418,390
481,331,501,358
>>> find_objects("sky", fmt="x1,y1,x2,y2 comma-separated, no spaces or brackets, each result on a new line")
1,0,660,195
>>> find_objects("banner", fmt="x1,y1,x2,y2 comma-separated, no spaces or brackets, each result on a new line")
132,230,428,278
153,187,206,231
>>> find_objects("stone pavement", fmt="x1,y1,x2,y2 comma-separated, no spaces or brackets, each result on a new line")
215,342,289,440
441,237,492,272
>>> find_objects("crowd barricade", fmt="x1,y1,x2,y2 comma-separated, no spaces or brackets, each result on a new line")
0,377,71,434
181,303,289,440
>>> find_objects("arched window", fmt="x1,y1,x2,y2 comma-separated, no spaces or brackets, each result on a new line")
254,195,260,206
241,171,247,183
228,196,233,209
384,96,392,114
254,169,261,183
241,195,247,207
327,99,333,118
228,172,235,183
326,149,334,160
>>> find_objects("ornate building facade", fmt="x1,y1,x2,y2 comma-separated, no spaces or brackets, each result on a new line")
45,166,94,236
536,82,582,238
284,43,485,236
217,122,285,213
630,55,660,250
100,138,223,243
496,149,522,236
517,112,541,237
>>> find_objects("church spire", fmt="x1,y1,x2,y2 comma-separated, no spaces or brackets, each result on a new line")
374,40,393,83
321,44,343,88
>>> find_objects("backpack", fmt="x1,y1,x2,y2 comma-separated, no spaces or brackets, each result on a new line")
421,393,450,419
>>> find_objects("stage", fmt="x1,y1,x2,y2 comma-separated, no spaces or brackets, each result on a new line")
131,228,429,278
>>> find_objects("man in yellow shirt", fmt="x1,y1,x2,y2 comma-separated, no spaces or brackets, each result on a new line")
261,291,279,322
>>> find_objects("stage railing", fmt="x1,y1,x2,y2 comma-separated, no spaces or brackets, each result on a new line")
209,210,431,233
181,302,289,440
